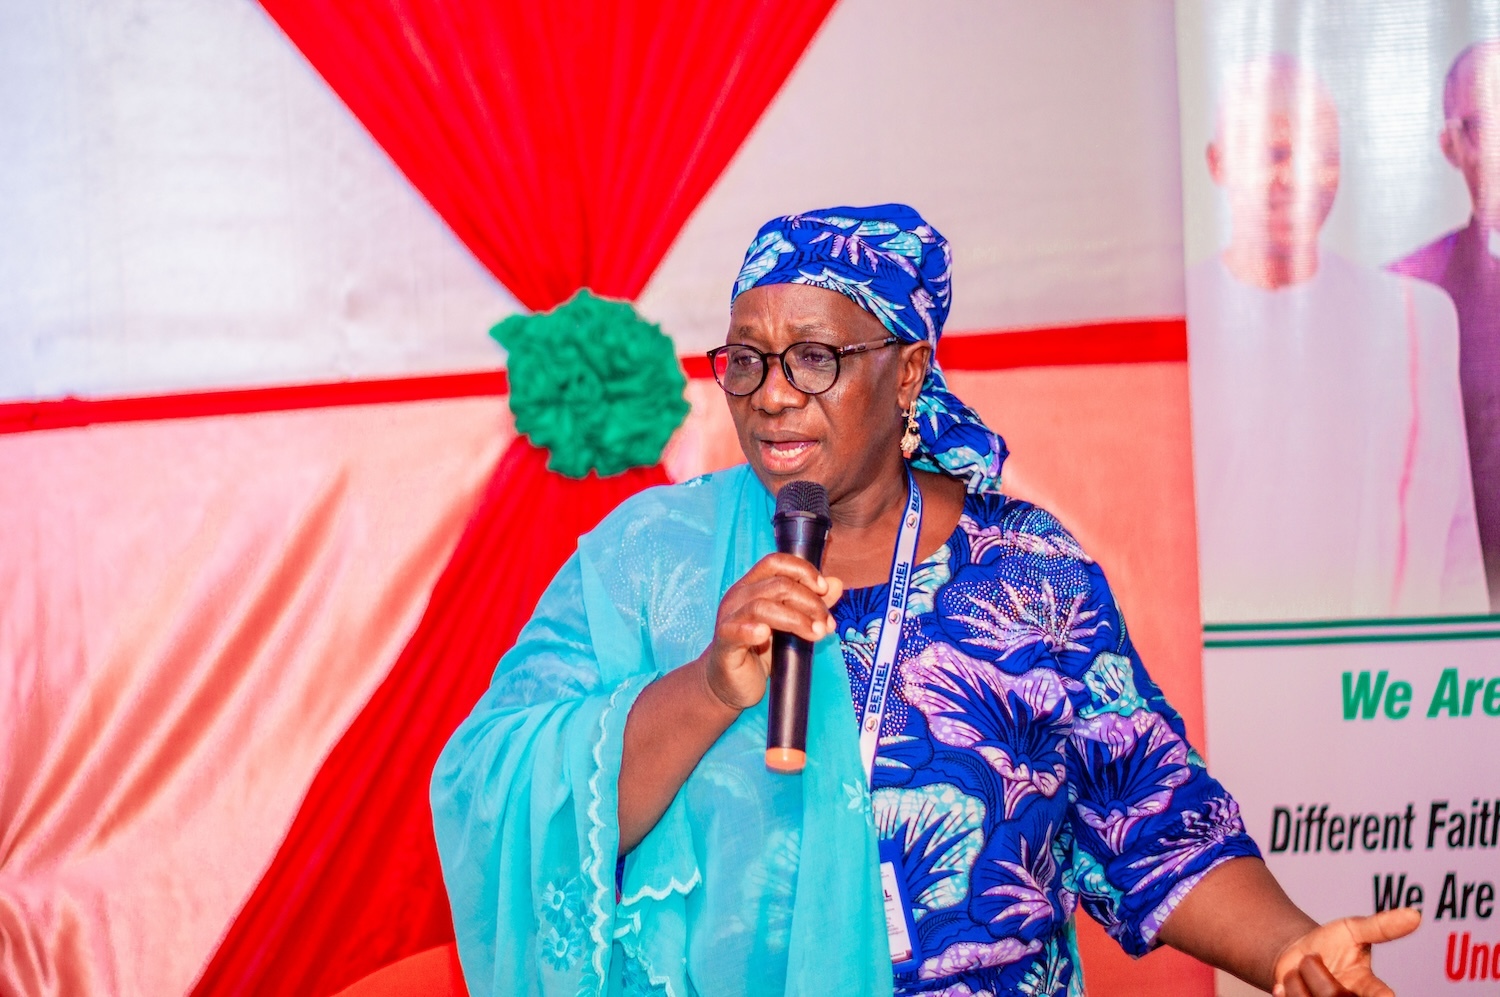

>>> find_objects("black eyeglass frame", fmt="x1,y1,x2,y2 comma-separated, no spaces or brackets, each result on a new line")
705,336,903,397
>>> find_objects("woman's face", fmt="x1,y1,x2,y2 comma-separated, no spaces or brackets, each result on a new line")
724,283,928,503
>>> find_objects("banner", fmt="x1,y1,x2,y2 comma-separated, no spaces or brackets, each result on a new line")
1177,1,1500,991
1204,619,1500,993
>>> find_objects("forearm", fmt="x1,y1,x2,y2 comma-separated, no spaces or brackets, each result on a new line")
617,653,741,853
1156,856,1317,990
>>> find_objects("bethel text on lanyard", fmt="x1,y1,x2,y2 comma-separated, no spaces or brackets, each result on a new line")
857,470,923,785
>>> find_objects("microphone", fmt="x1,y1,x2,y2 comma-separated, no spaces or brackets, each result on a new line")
766,480,831,773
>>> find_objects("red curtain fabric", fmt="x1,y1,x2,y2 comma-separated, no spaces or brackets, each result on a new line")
192,440,668,996
258,0,838,311
193,4,838,991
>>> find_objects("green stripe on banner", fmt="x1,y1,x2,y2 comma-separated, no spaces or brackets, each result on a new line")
1206,629,1500,649
1204,612,1500,632
1203,613,1500,648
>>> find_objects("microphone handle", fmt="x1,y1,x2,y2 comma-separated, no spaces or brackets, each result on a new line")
765,510,829,773
767,631,813,769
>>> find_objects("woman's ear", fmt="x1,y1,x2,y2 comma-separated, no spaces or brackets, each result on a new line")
898,341,931,409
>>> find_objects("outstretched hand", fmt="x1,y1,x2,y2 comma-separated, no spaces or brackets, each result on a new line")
1271,908,1421,997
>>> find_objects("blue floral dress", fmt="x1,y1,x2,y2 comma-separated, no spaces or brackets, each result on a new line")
832,492,1260,996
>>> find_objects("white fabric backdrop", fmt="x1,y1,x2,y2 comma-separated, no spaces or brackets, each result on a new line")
1,0,1189,402
0,0,518,401
640,0,1190,352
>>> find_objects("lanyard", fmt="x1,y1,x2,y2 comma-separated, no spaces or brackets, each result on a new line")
857,471,923,785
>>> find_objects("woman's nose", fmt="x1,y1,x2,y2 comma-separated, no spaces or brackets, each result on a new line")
754,355,807,412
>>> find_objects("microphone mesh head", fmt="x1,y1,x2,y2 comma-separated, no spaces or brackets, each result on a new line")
775,480,829,520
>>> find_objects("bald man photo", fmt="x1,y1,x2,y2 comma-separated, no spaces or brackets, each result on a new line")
1186,55,1488,623
1391,39,1500,612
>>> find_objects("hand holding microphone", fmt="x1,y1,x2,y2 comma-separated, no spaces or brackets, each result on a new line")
765,482,832,772
701,482,838,773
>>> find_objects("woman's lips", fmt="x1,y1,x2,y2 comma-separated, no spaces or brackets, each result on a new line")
758,439,818,473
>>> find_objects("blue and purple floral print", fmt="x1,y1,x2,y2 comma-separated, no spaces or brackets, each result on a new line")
833,491,1261,996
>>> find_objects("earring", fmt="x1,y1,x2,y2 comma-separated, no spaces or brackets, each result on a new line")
900,406,921,458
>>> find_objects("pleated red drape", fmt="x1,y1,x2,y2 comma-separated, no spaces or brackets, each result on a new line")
192,4,837,993
192,441,668,996
257,0,838,311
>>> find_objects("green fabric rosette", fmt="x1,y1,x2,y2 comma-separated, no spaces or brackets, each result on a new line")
490,290,690,478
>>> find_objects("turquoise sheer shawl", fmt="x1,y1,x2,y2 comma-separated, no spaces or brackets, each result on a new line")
431,465,892,996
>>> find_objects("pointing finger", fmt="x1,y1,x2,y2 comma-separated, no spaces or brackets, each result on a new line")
1346,907,1421,945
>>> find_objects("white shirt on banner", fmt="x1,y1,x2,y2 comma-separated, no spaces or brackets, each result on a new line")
1187,251,1488,623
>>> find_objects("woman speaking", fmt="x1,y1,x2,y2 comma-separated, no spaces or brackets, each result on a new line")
431,205,1416,996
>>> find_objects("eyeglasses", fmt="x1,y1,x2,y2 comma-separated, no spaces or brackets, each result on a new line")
706,337,901,396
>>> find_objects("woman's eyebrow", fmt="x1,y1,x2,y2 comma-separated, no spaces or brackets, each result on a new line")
726,325,768,346
727,320,834,344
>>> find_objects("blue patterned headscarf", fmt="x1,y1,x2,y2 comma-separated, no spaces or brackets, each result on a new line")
732,204,1007,493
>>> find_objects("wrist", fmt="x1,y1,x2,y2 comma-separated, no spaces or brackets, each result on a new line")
695,652,745,724
1266,915,1319,989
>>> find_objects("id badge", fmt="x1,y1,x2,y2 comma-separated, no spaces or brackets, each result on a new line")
878,837,922,972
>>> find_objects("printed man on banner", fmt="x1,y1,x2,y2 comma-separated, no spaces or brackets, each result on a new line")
1186,55,1488,623
1391,39,1500,612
